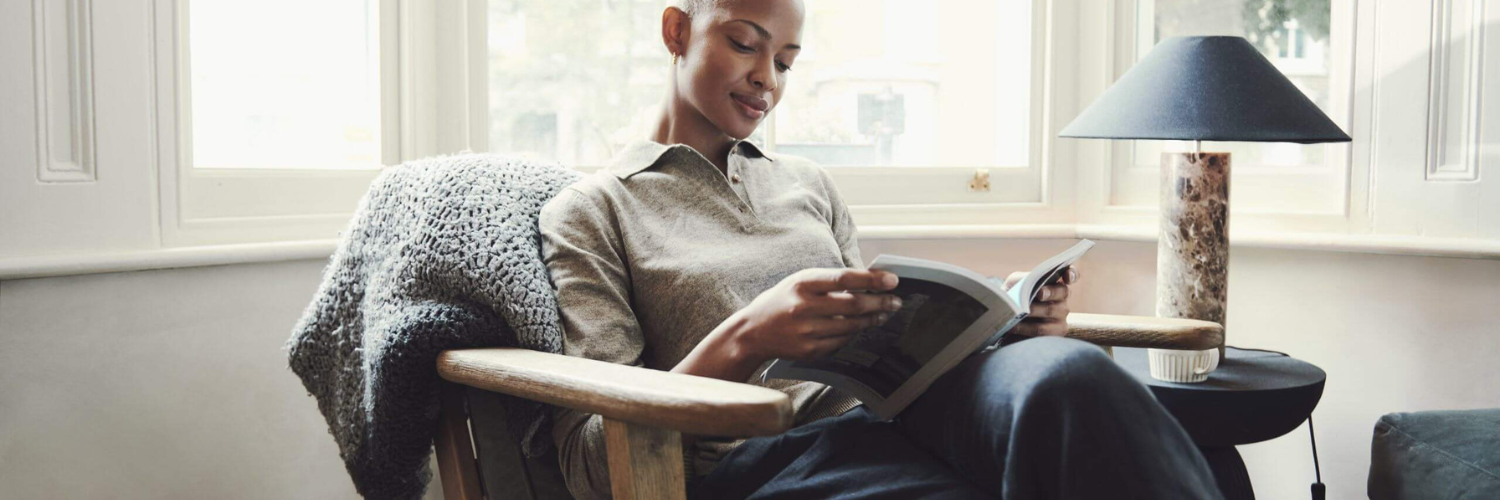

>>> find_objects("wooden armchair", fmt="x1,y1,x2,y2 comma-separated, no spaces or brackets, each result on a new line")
432,313,1223,500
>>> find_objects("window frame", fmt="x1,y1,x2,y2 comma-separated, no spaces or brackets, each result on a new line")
155,0,487,246
154,0,1364,247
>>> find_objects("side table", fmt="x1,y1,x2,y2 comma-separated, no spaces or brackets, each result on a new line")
1113,347,1326,500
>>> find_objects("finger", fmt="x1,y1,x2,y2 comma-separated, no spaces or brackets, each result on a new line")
1003,271,1028,291
1028,301,1069,321
799,334,856,360
1015,318,1068,337
808,312,890,338
796,268,899,295
1036,284,1069,303
1035,319,1069,337
816,291,902,317
1059,266,1081,285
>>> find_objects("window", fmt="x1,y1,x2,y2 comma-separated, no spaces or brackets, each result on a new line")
167,0,398,245
165,0,1350,246
776,0,1031,169
1135,0,1335,170
65,0,1480,257
485,0,1048,220
486,0,762,166
189,0,383,170
1109,0,1352,216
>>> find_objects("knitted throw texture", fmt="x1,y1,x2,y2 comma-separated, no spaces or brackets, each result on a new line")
285,153,581,500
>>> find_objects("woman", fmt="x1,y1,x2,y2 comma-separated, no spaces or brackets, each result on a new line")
537,0,1223,498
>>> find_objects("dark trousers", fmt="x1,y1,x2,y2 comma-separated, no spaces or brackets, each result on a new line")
691,337,1224,499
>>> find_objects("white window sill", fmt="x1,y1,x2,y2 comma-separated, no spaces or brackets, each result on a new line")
3,226,1499,280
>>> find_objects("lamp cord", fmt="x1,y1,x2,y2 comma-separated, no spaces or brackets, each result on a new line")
1224,346,1324,498
1309,414,1326,499
1225,345,1290,357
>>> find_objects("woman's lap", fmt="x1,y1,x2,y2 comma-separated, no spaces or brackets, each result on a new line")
894,336,1221,498
689,405,991,499
693,337,1223,500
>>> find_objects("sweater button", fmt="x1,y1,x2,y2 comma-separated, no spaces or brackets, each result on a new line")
731,174,742,183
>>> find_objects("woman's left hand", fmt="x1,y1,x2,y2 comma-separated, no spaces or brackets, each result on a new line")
1003,266,1079,338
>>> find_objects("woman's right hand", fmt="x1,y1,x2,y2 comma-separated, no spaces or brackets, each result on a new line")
726,268,904,363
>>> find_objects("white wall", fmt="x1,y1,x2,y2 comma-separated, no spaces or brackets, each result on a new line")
2,238,1496,499
0,259,437,500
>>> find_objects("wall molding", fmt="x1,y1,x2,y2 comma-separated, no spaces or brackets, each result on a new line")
0,240,340,281
5,225,1499,281
1425,0,1486,182
32,0,96,183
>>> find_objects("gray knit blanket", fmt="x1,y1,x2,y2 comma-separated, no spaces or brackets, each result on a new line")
285,153,581,500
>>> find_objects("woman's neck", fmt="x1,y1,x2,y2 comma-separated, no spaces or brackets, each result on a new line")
650,92,736,175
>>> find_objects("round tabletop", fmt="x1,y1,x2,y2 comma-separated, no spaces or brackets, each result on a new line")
1113,347,1326,448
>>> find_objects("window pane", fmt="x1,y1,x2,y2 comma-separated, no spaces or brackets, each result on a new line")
189,0,382,170
1135,0,1333,168
775,0,1031,167
487,0,758,166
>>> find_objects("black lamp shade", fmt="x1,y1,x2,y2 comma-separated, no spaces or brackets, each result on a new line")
1059,36,1351,144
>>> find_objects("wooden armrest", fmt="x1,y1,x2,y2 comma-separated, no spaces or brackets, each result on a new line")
436,315,1213,435
1066,313,1223,350
437,348,793,437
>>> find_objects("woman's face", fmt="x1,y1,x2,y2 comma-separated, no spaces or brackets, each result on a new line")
675,0,804,140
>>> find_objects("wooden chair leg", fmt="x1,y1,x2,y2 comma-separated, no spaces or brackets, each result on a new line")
604,418,687,500
435,381,485,500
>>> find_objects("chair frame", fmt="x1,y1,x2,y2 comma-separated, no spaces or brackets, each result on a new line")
433,313,1223,500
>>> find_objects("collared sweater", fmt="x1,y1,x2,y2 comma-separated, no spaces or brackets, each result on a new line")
538,139,864,500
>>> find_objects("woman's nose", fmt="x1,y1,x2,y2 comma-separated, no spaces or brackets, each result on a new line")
752,74,775,92
751,59,776,91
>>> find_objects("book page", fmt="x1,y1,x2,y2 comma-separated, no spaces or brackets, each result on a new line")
763,254,1019,415
1009,239,1096,310
778,277,990,399
763,243,1094,420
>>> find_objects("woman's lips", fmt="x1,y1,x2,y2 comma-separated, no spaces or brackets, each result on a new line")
732,93,768,119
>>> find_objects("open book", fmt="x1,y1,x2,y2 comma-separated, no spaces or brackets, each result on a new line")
763,239,1095,420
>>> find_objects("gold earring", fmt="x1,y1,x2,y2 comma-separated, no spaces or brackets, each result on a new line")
671,52,679,65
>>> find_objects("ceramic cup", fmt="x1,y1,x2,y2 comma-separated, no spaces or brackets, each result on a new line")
1147,348,1220,383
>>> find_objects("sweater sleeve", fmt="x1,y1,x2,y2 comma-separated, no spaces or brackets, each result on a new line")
538,187,645,500
816,166,865,269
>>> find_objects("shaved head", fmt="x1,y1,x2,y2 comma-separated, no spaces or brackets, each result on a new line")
659,0,804,141
675,0,736,18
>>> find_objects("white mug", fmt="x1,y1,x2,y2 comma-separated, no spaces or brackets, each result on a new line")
1146,348,1220,383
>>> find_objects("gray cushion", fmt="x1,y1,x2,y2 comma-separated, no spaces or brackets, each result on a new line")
1369,409,1500,499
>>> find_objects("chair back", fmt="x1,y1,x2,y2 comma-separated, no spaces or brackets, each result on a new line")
438,382,572,500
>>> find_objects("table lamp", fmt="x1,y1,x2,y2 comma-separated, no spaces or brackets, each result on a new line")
1059,36,1351,382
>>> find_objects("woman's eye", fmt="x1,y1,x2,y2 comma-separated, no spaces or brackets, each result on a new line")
729,37,790,72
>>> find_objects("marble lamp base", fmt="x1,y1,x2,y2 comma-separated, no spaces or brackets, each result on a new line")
1151,151,1230,382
